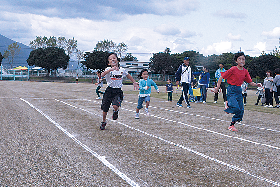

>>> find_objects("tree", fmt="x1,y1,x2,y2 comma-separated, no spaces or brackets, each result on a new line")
27,47,70,76
94,40,128,58
94,39,115,52
172,50,204,72
247,54,280,79
81,51,110,71
0,52,3,65
121,53,138,61
149,50,181,79
3,42,21,68
30,36,78,56
115,42,127,58
76,49,84,69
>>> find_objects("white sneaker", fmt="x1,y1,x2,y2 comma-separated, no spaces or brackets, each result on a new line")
96,97,102,100
224,101,228,109
268,105,273,108
213,101,217,103
135,113,139,119
203,101,206,104
145,108,149,116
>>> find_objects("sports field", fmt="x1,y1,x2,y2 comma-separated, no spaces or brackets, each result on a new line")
0,81,279,186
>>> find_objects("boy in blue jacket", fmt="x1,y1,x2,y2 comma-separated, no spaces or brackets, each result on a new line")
135,69,159,119
193,66,210,103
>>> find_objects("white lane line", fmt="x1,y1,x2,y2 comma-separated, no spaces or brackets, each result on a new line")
20,98,140,187
122,100,280,134
56,99,280,186
125,107,280,151
80,99,280,151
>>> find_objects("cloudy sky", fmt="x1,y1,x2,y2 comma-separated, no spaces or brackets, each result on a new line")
0,0,279,61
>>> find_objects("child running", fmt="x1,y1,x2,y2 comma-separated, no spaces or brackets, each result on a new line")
100,53,138,130
213,52,261,132
135,69,159,119
95,70,104,100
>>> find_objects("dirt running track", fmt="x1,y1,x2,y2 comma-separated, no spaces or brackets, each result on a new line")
0,81,279,186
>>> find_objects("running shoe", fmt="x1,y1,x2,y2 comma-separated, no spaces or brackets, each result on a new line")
112,110,119,120
228,125,238,131
176,103,183,107
145,108,149,116
214,101,217,103
100,122,107,130
224,101,228,109
135,113,139,119
187,104,191,108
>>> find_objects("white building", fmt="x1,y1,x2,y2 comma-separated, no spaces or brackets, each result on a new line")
119,61,150,74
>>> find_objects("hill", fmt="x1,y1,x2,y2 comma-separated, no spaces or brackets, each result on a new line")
0,34,31,69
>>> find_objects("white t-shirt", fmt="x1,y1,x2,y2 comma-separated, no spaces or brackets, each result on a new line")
104,67,128,88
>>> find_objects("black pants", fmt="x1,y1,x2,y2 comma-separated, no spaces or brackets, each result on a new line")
177,82,190,105
265,88,273,105
167,92,172,101
214,82,227,102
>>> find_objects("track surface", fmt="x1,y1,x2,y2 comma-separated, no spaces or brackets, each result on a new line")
0,81,279,186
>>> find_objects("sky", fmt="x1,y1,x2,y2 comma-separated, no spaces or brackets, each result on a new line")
0,0,280,61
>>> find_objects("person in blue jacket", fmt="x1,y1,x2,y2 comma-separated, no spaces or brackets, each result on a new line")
135,69,159,119
193,66,210,103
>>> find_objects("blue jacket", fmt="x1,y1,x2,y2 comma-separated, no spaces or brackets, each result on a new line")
193,71,210,87
138,78,159,97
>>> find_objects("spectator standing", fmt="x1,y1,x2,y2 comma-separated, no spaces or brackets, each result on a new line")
255,86,265,106
194,66,210,103
166,79,173,102
214,63,227,104
241,82,248,106
273,68,280,108
175,57,192,108
263,70,274,108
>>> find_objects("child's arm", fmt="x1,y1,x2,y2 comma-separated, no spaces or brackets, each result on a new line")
126,73,139,90
249,82,262,87
151,80,159,93
213,76,223,93
101,66,120,77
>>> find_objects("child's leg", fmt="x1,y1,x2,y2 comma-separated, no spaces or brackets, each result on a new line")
112,105,119,112
96,86,101,97
145,101,150,109
102,111,107,122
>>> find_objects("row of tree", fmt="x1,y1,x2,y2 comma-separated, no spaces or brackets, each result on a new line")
149,48,280,79
3,35,279,79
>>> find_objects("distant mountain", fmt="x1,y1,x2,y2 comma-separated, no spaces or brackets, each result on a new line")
0,34,31,69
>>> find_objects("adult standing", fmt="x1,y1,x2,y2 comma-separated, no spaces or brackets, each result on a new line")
273,68,280,108
214,63,227,104
175,57,192,108
263,70,274,107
